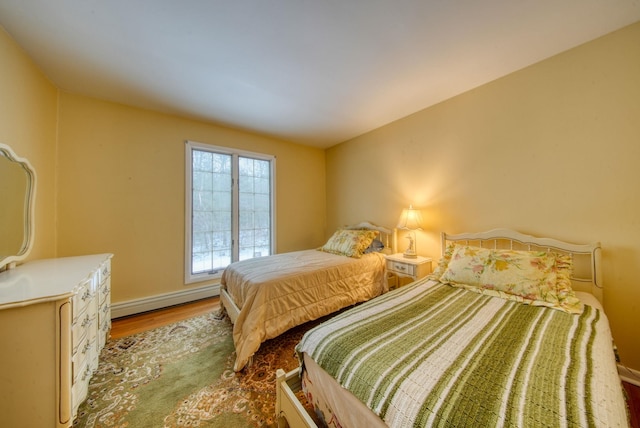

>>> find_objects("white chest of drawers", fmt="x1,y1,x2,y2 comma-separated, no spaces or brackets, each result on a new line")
0,254,113,427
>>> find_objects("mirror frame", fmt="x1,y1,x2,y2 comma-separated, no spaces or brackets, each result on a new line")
0,143,36,270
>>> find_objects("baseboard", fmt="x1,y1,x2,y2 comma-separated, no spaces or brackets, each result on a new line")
618,363,640,387
110,283,220,319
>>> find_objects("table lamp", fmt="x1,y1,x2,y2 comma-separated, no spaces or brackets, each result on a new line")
396,204,423,258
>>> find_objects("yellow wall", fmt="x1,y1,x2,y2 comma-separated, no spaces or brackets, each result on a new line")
0,27,57,261
56,93,326,302
326,22,640,370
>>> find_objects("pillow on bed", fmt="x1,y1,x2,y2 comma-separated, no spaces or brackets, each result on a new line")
438,244,582,314
319,229,379,258
553,252,579,311
427,243,456,280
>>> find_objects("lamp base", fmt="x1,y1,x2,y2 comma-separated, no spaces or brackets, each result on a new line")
403,250,417,259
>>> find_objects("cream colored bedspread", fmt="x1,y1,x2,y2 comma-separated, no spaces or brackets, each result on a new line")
221,249,387,371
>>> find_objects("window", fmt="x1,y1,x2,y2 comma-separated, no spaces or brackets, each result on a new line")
185,141,275,283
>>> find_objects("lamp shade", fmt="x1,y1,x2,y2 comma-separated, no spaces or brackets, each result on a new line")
396,205,423,231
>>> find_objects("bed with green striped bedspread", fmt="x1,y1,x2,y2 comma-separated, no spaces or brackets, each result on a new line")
296,279,627,427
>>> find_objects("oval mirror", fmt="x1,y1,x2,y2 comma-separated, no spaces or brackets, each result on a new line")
0,143,36,270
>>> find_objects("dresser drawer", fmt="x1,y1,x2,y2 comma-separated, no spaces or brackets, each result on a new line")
71,361,92,417
385,254,432,286
387,260,416,276
72,314,89,354
99,318,110,349
72,335,88,382
99,276,111,308
73,294,97,347
72,279,94,322
98,273,111,348
98,259,111,285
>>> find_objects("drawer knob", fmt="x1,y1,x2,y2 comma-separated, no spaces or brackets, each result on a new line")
81,314,92,327
82,365,92,381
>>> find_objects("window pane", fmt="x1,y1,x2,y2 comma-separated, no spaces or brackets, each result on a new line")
193,171,211,191
212,172,231,191
238,157,271,261
238,157,253,176
254,193,270,210
255,177,270,194
255,228,270,245
255,211,270,229
191,150,232,274
193,151,212,172
239,193,254,212
239,174,254,193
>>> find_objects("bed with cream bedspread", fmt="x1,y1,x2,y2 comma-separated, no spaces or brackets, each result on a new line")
221,249,387,371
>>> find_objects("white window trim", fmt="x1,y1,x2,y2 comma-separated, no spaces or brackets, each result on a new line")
184,140,276,284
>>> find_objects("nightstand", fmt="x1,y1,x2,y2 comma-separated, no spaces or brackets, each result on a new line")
386,253,432,289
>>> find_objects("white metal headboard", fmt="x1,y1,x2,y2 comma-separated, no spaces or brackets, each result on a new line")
344,221,395,254
441,229,603,304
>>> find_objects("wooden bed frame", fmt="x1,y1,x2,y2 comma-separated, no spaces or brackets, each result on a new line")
220,221,394,324
275,228,603,428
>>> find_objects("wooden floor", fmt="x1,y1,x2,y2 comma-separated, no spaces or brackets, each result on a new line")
110,296,220,339
111,297,640,426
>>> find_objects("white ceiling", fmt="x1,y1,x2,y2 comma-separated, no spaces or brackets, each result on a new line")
1,1,639,148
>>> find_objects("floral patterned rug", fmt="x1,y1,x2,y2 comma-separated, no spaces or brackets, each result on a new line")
73,310,320,427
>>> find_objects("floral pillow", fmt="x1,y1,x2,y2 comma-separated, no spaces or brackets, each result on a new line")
438,244,582,314
553,252,578,310
427,243,456,280
318,229,379,258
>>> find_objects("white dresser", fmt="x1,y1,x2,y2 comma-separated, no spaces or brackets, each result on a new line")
0,254,113,427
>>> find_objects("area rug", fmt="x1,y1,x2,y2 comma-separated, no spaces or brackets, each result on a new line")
73,310,320,427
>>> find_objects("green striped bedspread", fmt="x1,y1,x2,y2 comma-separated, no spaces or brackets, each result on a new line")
296,279,628,427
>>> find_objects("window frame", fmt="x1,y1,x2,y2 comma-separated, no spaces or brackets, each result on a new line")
184,140,276,284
